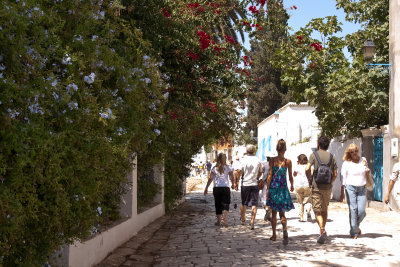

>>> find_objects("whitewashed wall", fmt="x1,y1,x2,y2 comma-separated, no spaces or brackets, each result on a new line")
257,103,319,159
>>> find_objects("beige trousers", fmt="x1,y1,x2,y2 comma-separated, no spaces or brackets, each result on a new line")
295,187,312,220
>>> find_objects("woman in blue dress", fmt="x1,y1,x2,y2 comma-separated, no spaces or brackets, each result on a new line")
266,139,294,244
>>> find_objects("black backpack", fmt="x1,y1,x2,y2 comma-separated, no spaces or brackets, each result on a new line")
313,151,333,184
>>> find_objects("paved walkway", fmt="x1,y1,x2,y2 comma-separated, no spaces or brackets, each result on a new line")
97,185,400,267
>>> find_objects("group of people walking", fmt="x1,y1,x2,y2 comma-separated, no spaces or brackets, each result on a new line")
204,136,374,245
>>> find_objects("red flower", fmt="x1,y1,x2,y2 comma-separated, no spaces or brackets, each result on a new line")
309,42,323,51
168,111,178,120
187,3,201,9
213,46,221,53
293,5,298,10
297,35,303,40
256,0,266,6
241,100,246,109
248,6,259,14
163,10,171,17
187,51,199,60
224,35,235,44
197,30,211,50
243,21,251,26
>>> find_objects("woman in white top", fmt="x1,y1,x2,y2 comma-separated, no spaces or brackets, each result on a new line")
293,154,312,222
204,153,234,227
340,143,371,239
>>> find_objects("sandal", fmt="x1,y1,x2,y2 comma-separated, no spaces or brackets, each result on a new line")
221,220,228,227
249,223,255,230
240,219,245,225
269,235,276,241
264,210,271,222
283,230,289,245
317,232,327,244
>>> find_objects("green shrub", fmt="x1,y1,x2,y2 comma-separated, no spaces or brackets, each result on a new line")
0,0,165,265
0,0,247,264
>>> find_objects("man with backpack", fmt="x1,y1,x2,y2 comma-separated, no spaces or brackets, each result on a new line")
305,136,338,244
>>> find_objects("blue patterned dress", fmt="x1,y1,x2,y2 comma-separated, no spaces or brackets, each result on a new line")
266,159,294,212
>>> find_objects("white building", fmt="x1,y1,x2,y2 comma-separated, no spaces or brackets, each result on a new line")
257,102,320,161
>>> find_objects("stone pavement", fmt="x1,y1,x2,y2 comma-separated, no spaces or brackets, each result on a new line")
97,184,400,267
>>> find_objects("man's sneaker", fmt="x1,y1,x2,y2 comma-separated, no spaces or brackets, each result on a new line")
317,232,327,244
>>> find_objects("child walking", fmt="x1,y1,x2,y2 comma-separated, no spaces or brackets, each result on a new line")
293,154,312,222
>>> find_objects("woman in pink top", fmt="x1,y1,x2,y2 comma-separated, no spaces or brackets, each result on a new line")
340,143,371,239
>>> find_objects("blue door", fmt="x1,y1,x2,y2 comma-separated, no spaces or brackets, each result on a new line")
373,136,383,201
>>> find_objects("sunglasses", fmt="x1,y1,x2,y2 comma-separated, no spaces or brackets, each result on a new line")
349,150,358,154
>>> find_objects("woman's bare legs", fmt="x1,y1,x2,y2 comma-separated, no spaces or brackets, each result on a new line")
280,212,289,245
270,210,277,240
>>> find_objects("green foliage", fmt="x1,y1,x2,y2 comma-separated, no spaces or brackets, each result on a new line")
1,0,248,264
274,0,389,138
0,0,166,264
245,0,290,133
124,0,247,211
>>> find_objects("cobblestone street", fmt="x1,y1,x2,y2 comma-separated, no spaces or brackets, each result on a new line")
98,182,400,267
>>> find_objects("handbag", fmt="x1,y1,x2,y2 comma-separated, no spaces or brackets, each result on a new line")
362,157,374,190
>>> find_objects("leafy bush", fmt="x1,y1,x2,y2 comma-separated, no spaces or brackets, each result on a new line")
0,0,165,265
0,0,248,264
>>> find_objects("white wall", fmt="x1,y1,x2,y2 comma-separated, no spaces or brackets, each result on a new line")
257,103,319,159
192,147,207,165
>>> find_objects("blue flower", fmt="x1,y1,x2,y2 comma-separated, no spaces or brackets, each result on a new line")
84,72,95,84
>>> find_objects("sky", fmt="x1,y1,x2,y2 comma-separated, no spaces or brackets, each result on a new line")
284,0,360,35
